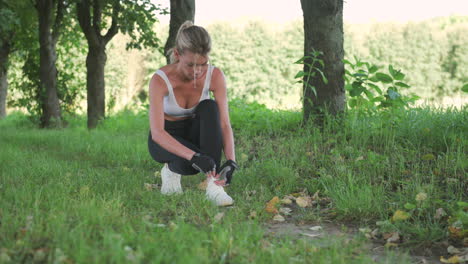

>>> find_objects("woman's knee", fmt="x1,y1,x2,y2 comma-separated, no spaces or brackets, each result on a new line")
195,99,219,116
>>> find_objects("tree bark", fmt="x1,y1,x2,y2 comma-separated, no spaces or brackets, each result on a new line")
164,0,195,64
301,0,345,122
86,44,106,128
36,0,64,128
0,39,10,119
77,0,119,128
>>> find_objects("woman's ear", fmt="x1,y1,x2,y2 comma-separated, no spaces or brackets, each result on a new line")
173,48,180,60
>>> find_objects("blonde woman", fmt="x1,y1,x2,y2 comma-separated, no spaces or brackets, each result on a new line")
148,21,238,206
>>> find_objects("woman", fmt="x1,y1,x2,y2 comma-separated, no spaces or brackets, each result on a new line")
148,21,238,206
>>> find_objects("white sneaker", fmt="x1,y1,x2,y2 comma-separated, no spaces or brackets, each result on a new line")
160,164,182,195
206,177,234,206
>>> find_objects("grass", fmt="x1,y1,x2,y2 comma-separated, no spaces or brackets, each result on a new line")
0,100,466,263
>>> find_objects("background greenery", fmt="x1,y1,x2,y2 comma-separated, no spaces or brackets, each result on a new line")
6,16,468,114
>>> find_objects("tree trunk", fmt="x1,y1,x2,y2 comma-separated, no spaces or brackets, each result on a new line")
77,0,119,129
36,0,63,128
86,44,106,128
0,39,10,119
301,0,345,122
164,0,195,64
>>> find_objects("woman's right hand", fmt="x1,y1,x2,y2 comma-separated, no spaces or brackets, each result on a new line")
190,153,216,174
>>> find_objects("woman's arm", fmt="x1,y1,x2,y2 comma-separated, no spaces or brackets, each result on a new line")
211,68,236,162
149,74,196,161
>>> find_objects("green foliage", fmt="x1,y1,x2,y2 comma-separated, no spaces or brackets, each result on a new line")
294,49,328,101
8,6,87,121
345,16,468,100
344,57,420,111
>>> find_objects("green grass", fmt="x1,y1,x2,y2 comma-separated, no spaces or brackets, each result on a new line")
0,101,466,263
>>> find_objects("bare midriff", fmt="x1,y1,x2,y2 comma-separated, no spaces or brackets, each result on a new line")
164,114,191,121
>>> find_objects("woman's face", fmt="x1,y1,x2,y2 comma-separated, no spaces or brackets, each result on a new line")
176,50,209,81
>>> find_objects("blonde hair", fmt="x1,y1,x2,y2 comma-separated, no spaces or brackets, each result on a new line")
168,21,212,63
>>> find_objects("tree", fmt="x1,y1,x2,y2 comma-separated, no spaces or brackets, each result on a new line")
300,0,345,122
35,0,67,128
164,0,195,64
0,3,17,119
76,0,162,129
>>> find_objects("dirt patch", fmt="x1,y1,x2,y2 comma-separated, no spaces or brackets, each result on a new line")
265,222,442,264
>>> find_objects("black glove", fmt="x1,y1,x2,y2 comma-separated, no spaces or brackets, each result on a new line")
190,153,215,173
218,160,238,185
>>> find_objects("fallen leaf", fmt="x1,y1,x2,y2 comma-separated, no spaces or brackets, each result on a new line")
169,222,178,230
440,255,463,263
447,246,461,255
197,179,207,190
422,153,435,161
248,211,257,220
386,232,400,243
371,228,380,239
448,226,463,239
392,210,410,222
144,183,158,191
415,192,428,201
385,242,398,248
359,227,371,234
296,196,312,208
355,156,364,161
273,214,285,222
214,212,225,222
435,208,447,219
280,198,293,205
265,196,280,214
279,207,292,215
312,190,320,200
309,226,323,231
301,233,321,238
154,171,161,178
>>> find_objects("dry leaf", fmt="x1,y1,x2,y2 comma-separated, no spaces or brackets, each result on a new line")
265,196,280,214
449,226,463,239
154,171,161,178
301,233,321,238
312,190,320,200
279,207,292,215
370,228,380,239
385,242,398,248
144,183,158,191
309,226,323,231
273,214,285,222
415,192,428,201
214,212,225,222
392,210,410,222
296,196,312,208
281,198,293,205
386,232,400,243
355,156,364,161
197,179,207,190
248,211,257,220
435,208,447,219
447,246,461,255
440,255,463,263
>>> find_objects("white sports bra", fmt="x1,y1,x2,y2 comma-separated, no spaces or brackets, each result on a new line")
155,65,214,118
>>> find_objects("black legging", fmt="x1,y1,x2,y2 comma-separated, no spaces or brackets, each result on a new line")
148,99,223,175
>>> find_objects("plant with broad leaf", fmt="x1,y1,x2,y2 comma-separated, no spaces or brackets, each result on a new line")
344,57,419,111
294,49,328,106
